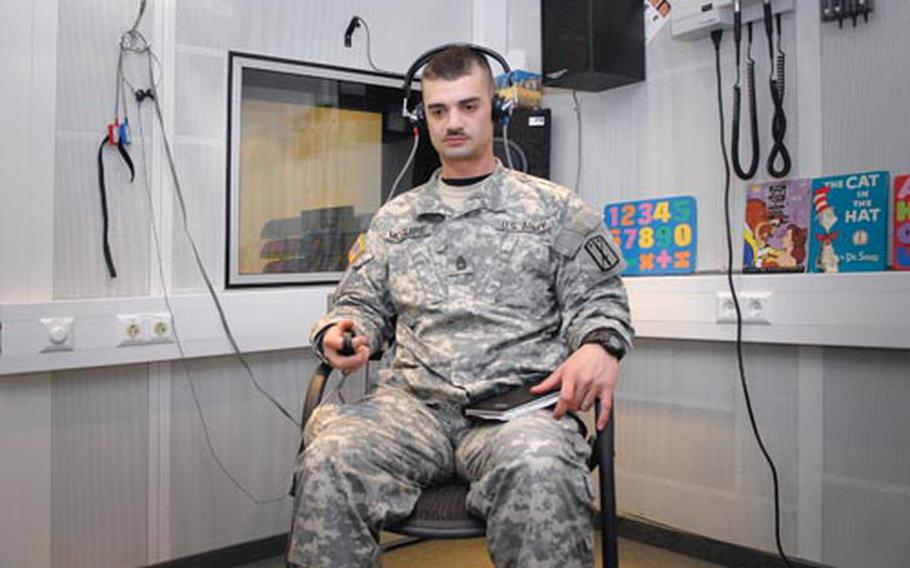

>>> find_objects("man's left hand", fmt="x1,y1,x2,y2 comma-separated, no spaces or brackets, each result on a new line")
530,344,619,430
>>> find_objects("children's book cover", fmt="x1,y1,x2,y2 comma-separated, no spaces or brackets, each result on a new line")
808,171,889,273
893,174,910,270
743,179,811,272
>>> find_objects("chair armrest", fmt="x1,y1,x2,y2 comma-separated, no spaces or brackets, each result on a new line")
302,362,334,429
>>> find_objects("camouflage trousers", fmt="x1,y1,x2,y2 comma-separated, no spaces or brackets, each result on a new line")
287,386,595,568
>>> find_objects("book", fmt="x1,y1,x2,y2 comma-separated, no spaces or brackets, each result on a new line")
464,385,560,422
743,179,811,272
808,171,889,273
893,174,910,270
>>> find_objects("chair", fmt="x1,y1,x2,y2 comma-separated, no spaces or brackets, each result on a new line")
295,362,620,567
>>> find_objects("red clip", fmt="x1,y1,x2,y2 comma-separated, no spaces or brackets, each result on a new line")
107,121,118,145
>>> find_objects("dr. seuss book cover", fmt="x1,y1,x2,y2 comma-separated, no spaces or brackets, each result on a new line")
894,174,910,270
743,179,811,272
808,171,889,273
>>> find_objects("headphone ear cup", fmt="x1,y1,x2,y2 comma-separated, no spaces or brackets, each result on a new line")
490,95,504,123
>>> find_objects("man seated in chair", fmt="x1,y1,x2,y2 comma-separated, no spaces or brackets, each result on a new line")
288,45,633,568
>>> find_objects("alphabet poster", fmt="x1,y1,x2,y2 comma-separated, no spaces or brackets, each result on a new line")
603,196,696,276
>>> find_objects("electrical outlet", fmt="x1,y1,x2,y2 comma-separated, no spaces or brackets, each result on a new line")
41,317,75,352
117,314,147,346
146,313,174,344
715,291,772,324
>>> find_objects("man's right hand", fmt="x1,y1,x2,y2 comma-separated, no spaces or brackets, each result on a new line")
321,319,371,374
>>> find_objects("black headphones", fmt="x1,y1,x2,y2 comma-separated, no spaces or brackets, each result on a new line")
401,43,515,128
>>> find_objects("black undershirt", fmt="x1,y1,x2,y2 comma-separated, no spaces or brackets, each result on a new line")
440,172,493,187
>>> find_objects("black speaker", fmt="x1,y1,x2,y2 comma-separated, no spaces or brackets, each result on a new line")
542,0,645,92
494,107,552,180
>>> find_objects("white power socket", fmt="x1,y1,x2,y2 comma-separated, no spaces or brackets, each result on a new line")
117,314,147,346
715,291,772,325
117,313,175,347
146,313,174,344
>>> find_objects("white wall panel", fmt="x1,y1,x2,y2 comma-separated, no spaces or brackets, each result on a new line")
816,293,910,566
54,0,151,134
820,1,910,174
51,365,149,568
617,339,799,553
167,349,315,557
177,0,472,72
0,0,57,302
823,348,910,489
0,374,52,568
821,478,910,568
174,49,228,140
169,142,226,291
53,136,152,299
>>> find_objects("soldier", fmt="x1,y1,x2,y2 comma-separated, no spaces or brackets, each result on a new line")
288,45,633,568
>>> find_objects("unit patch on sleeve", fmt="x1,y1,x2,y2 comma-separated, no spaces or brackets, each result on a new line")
347,233,367,265
584,235,620,272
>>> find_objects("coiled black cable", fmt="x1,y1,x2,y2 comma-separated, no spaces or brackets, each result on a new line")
732,22,760,180
766,10,791,178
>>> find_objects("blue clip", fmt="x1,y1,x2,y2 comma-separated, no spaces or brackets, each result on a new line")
119,119,131,145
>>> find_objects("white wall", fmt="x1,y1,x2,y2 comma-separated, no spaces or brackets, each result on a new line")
506,1,910,567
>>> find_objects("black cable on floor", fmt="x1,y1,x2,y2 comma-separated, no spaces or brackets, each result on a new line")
712,29,795,568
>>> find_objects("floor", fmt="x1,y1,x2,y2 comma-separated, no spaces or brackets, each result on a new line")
243,533,725,568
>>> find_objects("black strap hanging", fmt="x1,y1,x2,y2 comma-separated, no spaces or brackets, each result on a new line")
96,135,135,279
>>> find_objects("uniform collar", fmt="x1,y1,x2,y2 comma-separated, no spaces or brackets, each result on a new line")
413,161,510,219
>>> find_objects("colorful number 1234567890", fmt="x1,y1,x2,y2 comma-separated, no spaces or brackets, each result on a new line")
603,196,698,276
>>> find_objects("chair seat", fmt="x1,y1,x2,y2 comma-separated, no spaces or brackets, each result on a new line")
386,483,486,539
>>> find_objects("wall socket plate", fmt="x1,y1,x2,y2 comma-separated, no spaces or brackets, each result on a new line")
715,291,772,324
117,313,175,347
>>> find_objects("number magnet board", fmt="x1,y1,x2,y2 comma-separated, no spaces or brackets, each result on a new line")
603,196,697,276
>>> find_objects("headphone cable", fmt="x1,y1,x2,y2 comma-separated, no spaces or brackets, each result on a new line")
131,65,289,505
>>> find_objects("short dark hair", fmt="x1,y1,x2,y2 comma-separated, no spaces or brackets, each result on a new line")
422,46,495,92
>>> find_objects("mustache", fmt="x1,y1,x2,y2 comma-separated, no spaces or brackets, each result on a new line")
444,129,467,138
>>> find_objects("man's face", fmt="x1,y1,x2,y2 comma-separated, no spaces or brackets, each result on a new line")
421,65,494,164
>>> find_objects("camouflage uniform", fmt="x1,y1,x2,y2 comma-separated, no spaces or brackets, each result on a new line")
289,164,633,567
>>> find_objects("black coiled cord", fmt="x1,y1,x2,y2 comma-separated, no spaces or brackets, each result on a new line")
732,22,760,180
766,11,791,178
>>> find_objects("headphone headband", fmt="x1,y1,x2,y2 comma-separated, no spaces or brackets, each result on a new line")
401,43,514,126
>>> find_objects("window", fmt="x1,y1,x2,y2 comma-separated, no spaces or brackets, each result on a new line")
226,53,438,286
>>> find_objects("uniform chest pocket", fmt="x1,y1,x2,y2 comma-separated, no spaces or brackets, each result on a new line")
385,231,446,309
479,224,554,309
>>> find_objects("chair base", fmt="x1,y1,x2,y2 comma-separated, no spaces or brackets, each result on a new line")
385,483,486,540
